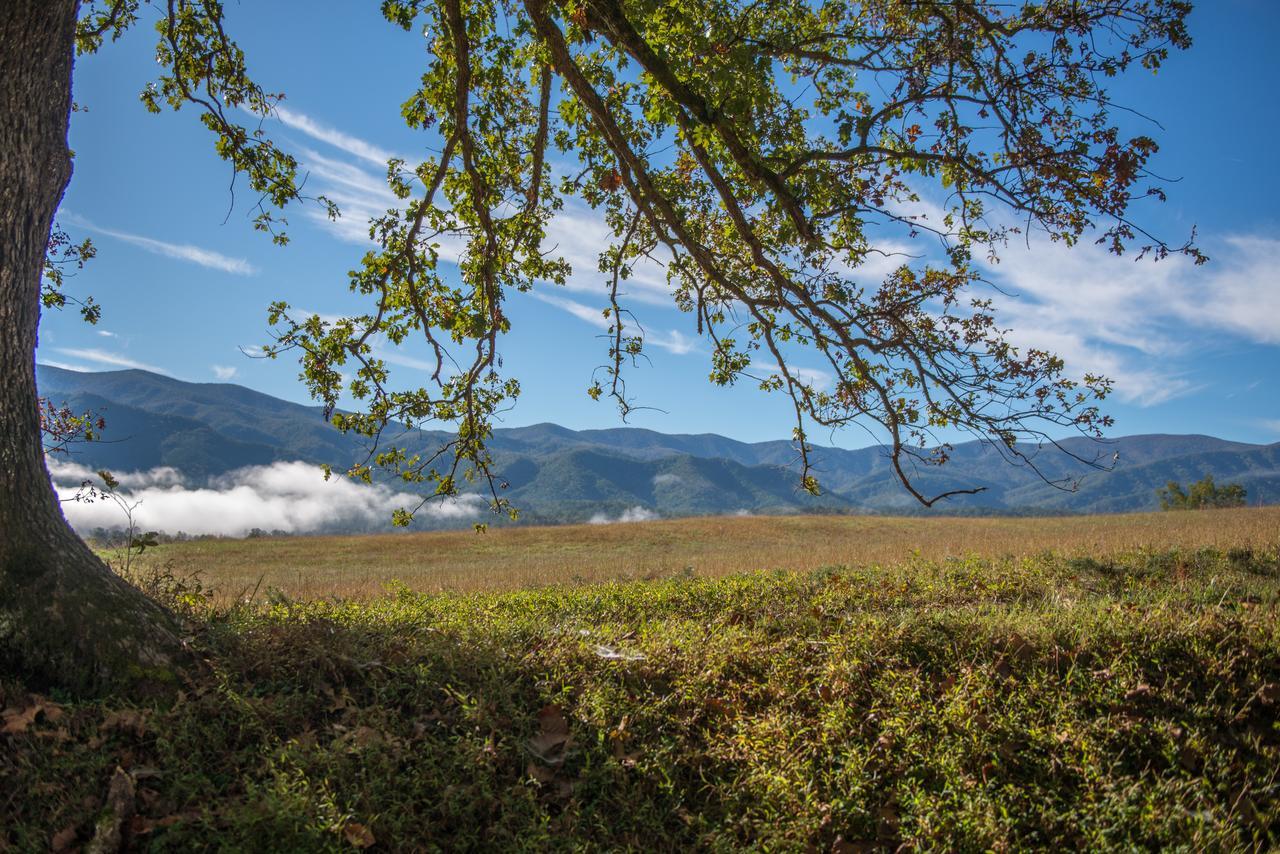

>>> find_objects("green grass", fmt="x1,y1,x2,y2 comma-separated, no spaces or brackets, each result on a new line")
4,545,1279,851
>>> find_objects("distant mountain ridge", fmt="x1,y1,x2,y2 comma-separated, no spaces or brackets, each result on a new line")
37,365,1279,525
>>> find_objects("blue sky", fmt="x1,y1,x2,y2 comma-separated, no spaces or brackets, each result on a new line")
38,0,1280,448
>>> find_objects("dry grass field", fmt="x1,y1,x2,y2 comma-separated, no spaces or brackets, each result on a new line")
123,506,1280,600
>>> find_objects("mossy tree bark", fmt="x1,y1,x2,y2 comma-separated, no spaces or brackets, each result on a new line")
0,0,188,695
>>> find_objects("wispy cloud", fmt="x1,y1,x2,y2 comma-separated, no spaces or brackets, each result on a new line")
530,291,610,330
64,215,257,276
530,291,700,355
975,232,1280,407
750,360,833,390
274,106,405,168
38,358,94,373
54,347,167,374
212,364,238,381
647,329,699,356
542,200,674,306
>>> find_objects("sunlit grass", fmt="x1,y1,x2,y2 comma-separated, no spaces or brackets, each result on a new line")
117,506,1280,600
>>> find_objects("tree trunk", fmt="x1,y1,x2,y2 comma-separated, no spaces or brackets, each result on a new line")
0,0,189,695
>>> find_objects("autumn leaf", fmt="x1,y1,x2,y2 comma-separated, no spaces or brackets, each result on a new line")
1124,683,1154,702
2,698,62,734
1,705,40,734
598,169,623,192
50,825,78,852
100,708,147,738
343,822,376,849
529,703,571,762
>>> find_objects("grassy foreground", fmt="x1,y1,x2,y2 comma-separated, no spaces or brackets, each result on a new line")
3,541,1279,850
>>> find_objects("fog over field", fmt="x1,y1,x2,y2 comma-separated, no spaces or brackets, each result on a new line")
47,458,486,536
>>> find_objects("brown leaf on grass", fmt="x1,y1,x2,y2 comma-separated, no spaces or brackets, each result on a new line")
529,704,572,762
1007,632,1035,664
704,697,730,716
51,825,78,852
1258,683,1279,705
2,698,62,734
100,709,147,738
1,705,39,734
345,726,385,749
1124,683,1154,702
343,822,376,849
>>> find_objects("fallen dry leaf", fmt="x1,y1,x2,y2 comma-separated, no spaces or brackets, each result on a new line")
2,699,62,735
529,704,571,762
1,705,39,735
100,709,147,738
343,822,376,849
1124,684,1154,702
50,825,78,852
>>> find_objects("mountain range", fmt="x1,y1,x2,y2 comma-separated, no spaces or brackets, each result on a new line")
36,365,1279,530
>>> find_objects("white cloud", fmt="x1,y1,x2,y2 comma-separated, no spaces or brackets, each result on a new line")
588,505,659,524
977,233,1280,407
49,459,483,536
530,291,699,354
749,360,832,390
541,200,675,306
274,106,405,168
54,347,167,374
530,291,610,329
652,472,682,487
295,147,404,246
212,365,238,381
647,329,699,355
97,330,118,338
64,216,256,275
39,359,93,373
1169,236,1280,345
